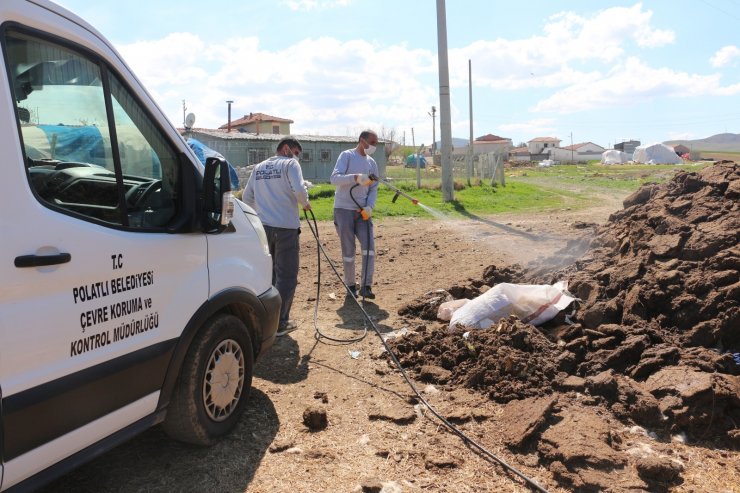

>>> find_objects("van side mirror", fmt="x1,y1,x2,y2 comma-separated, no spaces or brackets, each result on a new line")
202,157,234,233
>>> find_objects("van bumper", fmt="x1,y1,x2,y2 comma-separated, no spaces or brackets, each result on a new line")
257,286,281,357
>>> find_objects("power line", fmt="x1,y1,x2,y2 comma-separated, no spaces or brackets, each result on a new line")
698,0,740,21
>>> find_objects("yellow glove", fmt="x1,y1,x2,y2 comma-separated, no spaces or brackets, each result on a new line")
354,174,373,186
360,206,373,220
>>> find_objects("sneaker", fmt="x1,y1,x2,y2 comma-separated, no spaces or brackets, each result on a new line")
346,284,357,298
276,320,298,337
359,285,375,299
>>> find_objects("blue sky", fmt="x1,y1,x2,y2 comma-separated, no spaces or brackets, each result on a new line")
56,0,740,148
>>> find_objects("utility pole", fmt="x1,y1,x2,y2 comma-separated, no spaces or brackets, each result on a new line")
436,0,454,202
570,132,574,164
226,100,234,132
182,100,187,128
428,106,437,159
467,59,473,186
411,128,421,189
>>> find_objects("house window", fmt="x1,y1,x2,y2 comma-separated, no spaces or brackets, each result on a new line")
248,149,257,165
257,149,268,162
301,150,313,162
272,124,279,134
320,149,331,162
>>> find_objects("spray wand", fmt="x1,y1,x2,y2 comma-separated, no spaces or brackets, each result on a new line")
367,174,420,206
350,174,422,221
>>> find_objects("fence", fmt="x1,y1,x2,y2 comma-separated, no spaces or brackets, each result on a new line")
388,151,506,187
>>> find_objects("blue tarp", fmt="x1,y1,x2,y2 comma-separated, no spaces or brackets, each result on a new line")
187,138,239,189
36,124,161,177
38,124,108,167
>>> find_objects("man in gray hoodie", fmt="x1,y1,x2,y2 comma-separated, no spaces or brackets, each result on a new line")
330,130,379,299
244,137,311,336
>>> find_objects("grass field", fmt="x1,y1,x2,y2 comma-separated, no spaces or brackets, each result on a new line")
304,162,711,221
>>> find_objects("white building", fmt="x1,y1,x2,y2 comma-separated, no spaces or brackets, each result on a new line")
548,142,606,163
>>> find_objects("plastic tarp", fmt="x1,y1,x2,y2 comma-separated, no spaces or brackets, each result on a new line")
405,154,427,167
37,124,107,166
24,124,161,177
601,149,631,165
632,143,683,164
187,138,239,189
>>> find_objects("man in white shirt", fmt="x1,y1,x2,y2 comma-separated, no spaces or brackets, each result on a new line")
244,137,311,336
330,130,379,299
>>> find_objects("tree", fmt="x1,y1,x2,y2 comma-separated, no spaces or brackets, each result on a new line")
379,126,398,160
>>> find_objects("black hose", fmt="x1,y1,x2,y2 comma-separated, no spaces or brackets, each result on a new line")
304,208,367,344
302,208,550,493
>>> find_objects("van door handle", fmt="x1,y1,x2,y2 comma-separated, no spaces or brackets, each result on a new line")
15,253,71,268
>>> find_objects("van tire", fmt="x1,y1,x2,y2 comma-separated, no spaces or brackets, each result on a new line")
163,313,254,445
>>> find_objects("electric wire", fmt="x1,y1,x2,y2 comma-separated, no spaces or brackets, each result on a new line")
302,208,550,493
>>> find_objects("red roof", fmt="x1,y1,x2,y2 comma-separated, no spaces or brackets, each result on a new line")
475,133,510,142
509,146,529,155
528,136,560,142
562,141,599,151
220,112,293,129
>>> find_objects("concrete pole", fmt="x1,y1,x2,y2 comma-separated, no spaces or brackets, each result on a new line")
467,59,473,186
570,132,574,164
436,0,454,202
430,106,436,158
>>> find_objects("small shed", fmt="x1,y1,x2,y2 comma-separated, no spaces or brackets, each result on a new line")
182,128,386,182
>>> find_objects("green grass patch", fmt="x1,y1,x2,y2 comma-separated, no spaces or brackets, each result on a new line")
303,163,709,221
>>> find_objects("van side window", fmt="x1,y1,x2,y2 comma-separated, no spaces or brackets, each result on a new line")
108,74,178,228
4,30,178,229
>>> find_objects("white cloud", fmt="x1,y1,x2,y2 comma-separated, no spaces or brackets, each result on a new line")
283,0,350,11
118,33,436,134
498,119,557,136
448,3,674,90
667,131,696,141
710,45,740,67
533,57,740,113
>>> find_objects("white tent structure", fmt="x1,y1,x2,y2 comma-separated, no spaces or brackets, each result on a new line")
632,143,683,164
601,149,631,165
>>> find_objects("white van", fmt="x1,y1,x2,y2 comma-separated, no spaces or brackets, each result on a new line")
0,1,280,490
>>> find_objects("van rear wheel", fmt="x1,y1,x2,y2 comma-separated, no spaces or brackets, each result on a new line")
163,313,254,445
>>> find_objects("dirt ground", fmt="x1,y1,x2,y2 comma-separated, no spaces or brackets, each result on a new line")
45,169,738,493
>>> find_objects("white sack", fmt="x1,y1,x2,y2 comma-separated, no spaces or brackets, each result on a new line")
448,281,575,331
437,298,470,321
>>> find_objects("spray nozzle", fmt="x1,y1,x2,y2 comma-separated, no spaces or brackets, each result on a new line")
392,191,400,203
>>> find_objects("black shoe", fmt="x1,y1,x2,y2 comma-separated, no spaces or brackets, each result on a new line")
359,285,375,299
346,285,357,298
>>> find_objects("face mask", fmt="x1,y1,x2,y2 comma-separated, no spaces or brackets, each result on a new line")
365,144,377,156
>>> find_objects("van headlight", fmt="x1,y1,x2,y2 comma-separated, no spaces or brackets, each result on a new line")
245,212,270,256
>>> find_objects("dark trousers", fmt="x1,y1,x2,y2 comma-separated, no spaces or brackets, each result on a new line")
263,225,300,324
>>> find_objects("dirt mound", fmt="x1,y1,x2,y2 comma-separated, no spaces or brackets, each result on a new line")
561,162,739,350
391,163,740,490
392,317,560,403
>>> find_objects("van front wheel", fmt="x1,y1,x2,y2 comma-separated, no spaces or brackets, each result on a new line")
163,313,254,445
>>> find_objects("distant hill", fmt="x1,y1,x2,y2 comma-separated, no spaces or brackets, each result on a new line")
435,137,471,149
663,133,740,152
